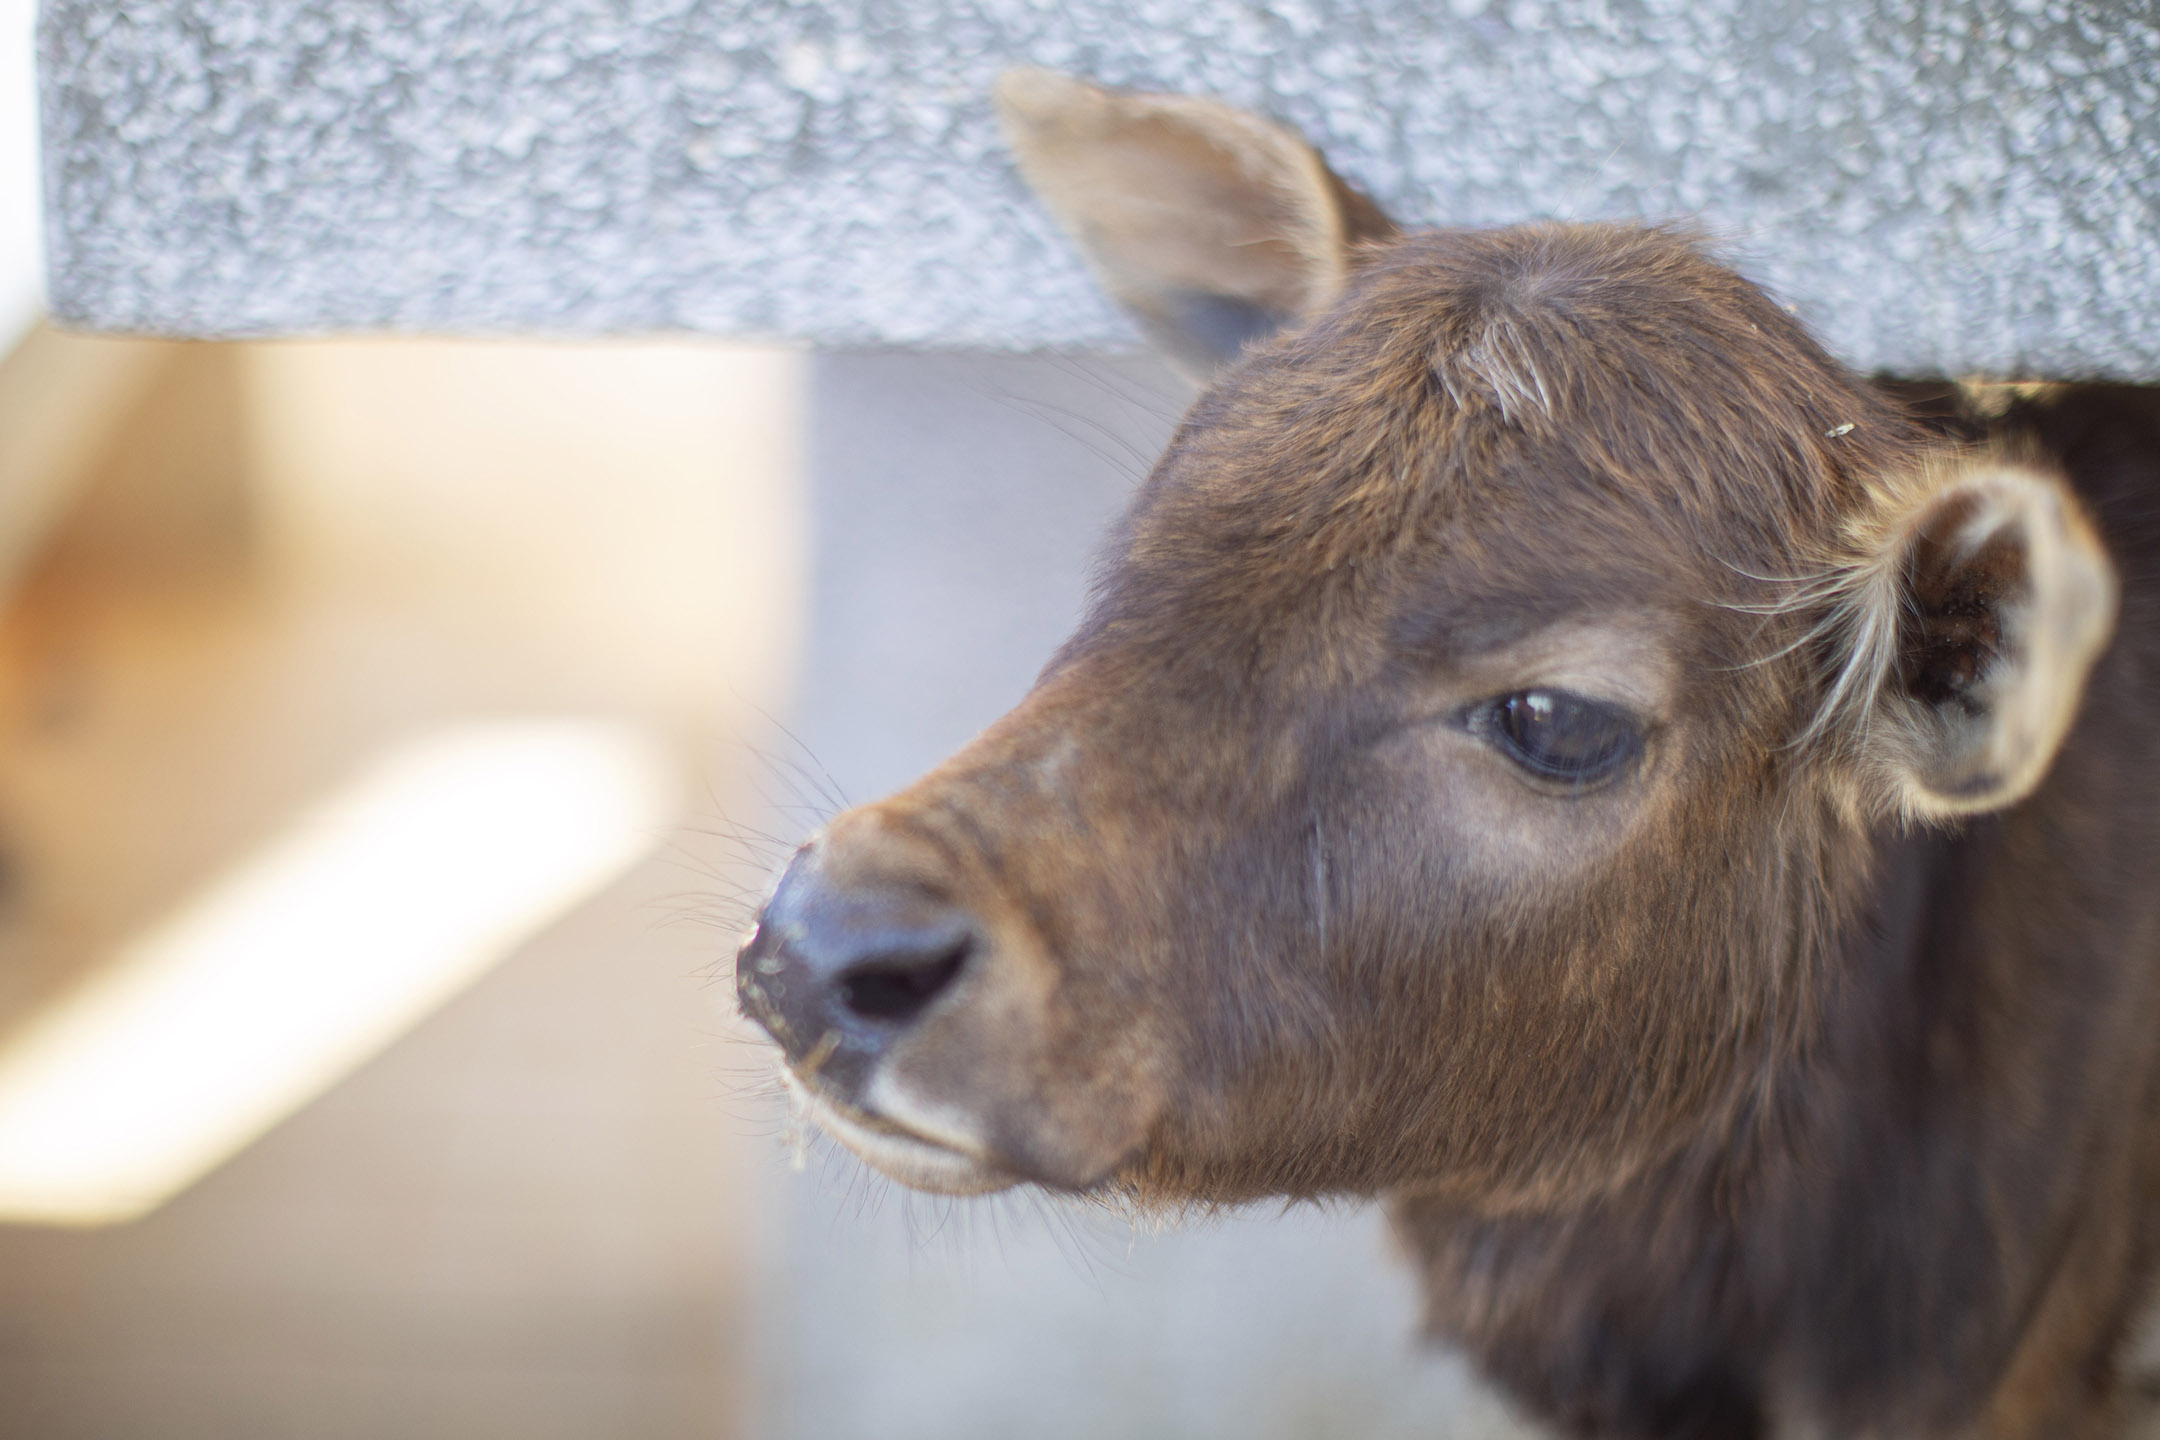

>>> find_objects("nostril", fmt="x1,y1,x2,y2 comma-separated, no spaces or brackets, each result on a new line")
837,941,969,1024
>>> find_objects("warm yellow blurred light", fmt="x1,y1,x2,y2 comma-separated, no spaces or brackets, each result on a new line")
0,719,676,1226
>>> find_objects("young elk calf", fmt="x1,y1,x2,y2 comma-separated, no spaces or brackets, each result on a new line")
737,71,2159,1439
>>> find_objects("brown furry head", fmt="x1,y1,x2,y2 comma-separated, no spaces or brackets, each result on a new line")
734,74,2115,1221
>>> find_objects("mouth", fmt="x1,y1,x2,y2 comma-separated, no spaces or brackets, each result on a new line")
778,1067,1017,1197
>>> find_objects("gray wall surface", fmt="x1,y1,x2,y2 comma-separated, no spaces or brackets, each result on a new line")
38,1,2160,380
745,349,1546,1440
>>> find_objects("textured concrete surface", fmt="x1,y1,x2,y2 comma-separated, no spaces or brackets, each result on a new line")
743,349,1546,1440
36,1,2160,379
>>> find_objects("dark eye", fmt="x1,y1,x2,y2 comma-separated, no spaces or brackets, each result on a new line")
1480,689,1642,788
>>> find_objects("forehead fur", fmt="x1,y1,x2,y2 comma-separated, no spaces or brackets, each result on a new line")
1092,223,1929,678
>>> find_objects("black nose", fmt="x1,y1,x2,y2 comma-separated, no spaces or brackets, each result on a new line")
735,848,974,1095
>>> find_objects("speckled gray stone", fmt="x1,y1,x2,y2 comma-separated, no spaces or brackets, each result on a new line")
36,0,2160,378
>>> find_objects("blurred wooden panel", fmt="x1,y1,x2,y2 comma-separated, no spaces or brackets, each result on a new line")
0,325,183,611
0,337,804,1438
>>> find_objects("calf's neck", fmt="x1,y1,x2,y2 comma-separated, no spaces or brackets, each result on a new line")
736,71,2158,1439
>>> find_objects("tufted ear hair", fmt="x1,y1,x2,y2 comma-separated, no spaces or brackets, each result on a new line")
994,68,1397,381
1812,454,2118,821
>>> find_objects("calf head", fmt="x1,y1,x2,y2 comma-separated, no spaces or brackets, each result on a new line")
736,73,2118,1213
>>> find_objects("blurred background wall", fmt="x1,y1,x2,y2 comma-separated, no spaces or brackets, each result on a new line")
0,325,806,1437
0,0,33,345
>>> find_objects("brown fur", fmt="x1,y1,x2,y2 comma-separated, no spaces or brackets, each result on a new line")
737,76,2157,1440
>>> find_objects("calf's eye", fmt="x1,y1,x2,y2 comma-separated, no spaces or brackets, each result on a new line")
1481,689,1642,788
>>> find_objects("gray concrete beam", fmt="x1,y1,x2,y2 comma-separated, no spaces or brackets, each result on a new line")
37,1,2160,379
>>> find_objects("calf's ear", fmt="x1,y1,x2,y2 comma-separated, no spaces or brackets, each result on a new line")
994,68,1396,380
1829,456,2118,820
